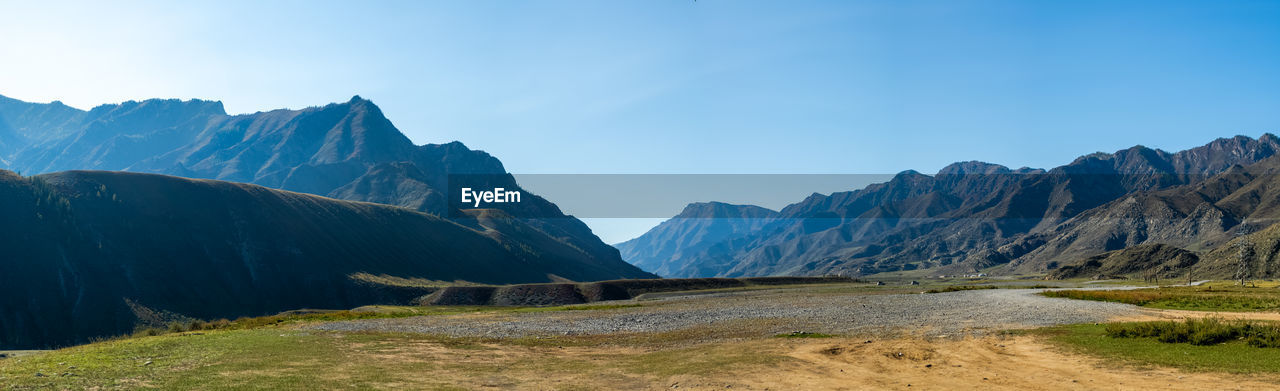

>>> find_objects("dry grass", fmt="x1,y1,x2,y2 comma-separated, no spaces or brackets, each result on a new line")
1042,284,1280,312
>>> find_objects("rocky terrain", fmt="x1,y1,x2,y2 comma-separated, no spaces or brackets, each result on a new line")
312,285,1141,338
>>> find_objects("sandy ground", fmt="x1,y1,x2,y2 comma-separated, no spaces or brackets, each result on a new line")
341,333,1280,390
715,336,1280,391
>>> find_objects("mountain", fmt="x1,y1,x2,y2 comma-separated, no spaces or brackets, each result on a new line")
0,94,632,285
627,134,1280,278
614,202,778,276
1009,154,1280,273
1195,222,1280,280
1047,220,1280,282
0,169,652,349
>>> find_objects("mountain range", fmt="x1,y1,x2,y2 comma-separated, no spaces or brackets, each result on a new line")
0,94,626,271
0,94,653,349
622,134,1280,278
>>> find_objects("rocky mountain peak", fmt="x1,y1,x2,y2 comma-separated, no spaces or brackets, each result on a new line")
936,161,1012,176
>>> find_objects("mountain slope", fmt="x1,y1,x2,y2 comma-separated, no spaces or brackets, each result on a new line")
614,202,778,277
1008,155,1280,273
0,169,651,349
1045,244,1201,280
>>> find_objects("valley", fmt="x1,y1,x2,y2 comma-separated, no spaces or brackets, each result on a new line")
5,280,1280,390
5,2,1279,388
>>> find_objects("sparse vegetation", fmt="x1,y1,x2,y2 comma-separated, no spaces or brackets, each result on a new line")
1041,284,1280,312
114,303,651,342
1105,318,1280,348
1039,323,1280,374
924,285,998,293
922,284,1053,293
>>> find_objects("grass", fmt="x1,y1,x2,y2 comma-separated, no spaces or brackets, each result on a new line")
0,320,790,389
1037,323,1280,374
121,305,505,340
1105,318,1280,347
1041,284,1280,312
106,303,652,344
1105,316,1280,346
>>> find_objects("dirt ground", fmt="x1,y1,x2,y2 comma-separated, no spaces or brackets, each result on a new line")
335,333,1279,390
308,289,1280,390
714,336,1280,391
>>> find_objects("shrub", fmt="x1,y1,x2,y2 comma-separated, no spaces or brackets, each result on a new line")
1106,318,1280,348
1247,324,1280,348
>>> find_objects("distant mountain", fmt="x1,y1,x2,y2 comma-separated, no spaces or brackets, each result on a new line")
626,134,1280,278
614,202,778,276
0,94,632,285
0,169,652,349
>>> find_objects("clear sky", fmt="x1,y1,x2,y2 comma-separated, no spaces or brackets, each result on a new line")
2,1,1279,242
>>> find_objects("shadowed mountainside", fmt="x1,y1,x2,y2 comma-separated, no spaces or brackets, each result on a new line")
0,169,651,349
1045,244,1201,280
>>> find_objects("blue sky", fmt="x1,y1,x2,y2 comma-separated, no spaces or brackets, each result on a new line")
2,1,1279,242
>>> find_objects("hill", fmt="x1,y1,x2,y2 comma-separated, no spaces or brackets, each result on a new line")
1045,244,1200,280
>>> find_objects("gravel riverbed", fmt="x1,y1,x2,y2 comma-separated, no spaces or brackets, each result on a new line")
309,286,1142,338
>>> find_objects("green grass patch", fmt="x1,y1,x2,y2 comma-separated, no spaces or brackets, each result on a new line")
122,305,505,340
1042,285,1280,311
0,329,443,389
101,303,649,344
1037,323,1280,374
1105,318,1280,348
